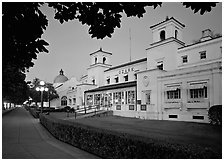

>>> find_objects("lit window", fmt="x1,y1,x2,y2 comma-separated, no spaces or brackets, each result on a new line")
182,55,188,63
94,94,101,105
157,61,163,70
127,91,135,104
113,92,122,104
86,95,93,106
200,51,206,59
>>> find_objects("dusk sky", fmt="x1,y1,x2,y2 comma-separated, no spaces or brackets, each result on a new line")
25,2,222,83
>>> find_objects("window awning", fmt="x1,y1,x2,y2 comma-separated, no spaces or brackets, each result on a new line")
165,86,180,91
189,83,206,89
123,74,128,77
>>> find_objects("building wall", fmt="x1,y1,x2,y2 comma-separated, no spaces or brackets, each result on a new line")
137,69,166,120
177,37,222,69
104,61,147,85
146,40,184,71
158,61,221,123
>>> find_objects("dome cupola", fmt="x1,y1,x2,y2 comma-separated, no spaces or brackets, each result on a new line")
53,69,68,83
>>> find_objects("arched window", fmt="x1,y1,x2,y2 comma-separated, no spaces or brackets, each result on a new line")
160,30,165,41
61,96,67,106
103,57,106,64
175,30,178,39
95,57,97,64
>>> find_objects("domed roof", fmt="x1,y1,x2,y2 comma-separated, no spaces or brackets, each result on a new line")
53,69,68,83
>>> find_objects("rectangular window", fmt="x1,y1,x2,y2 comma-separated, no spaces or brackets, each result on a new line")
129,105,134,110
124,75,128,81
127,91,135,104
107,78,110,84
100,94,104,106
193,116,204,120
113,92,122,104
134,74,137,80
115,77,119,83
200,51,206,59
86,95,93,106
182,55,188,63
157,61,163,70
167,89,181,99
73,98,76,105
190,87,207,99
141,105,147,111
116,105,121,110
145,91,151,104
169,115,178,118
94,94,101,105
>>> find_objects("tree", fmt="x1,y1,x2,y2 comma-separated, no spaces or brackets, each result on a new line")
28,78,59,107
3,3,48,105
2,2,219,104
48,2,218,39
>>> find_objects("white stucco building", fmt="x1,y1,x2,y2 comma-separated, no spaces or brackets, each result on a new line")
51,17,221,123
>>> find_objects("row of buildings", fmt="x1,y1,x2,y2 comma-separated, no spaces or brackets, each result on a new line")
50,17,222,123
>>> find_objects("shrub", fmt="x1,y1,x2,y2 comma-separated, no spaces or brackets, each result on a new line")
208,105,222,126
39,114,221,159
29,108,40,118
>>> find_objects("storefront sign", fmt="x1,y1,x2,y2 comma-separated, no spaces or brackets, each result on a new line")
118,67,134,74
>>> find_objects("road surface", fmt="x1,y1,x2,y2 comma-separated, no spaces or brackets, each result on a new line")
2,107,100,159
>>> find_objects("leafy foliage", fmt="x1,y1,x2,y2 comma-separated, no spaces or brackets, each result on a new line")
28,78,59,105
40,114,221,159
208,105,222,126
182,2,217,15
3,3,48,104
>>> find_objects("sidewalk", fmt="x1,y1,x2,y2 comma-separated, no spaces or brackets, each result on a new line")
2,107,100,159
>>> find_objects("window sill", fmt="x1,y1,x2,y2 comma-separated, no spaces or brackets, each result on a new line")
165,101,181,104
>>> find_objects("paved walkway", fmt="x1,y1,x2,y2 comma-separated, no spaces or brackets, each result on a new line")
2,107,100,159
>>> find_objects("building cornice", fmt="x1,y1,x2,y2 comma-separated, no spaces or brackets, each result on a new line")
84,81,136,93
178,36,222,51
90,48,112,55
104,58,147,72
150,17,185,29
146,37,185,51
87,63,112,70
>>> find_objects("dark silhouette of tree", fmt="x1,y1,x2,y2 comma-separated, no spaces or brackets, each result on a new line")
28,78,59,107
2,2,219,104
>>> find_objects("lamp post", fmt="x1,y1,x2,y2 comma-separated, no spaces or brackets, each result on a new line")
29,97,32,108
36,81,48,113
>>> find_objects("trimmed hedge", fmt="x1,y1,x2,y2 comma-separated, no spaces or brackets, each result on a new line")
29,108,40,118
39,114,220,159
208,105,222,126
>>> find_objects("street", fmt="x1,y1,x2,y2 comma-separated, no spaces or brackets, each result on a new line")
2,107,100,159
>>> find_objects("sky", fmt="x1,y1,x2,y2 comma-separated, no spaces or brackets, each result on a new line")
25,2,222,83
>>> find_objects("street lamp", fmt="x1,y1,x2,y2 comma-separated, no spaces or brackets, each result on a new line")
36,81,48,113
29,97,32,108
